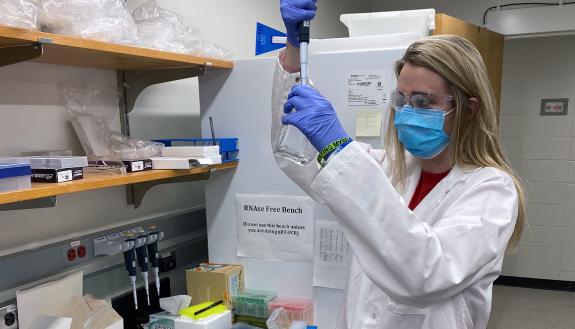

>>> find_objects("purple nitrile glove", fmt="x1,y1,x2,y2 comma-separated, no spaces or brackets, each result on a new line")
280,0,317,48
282,85,350,152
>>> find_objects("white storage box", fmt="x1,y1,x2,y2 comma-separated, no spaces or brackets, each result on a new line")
0,162,32,193
340,9,435,38
152,156,222,169
162,146,220,157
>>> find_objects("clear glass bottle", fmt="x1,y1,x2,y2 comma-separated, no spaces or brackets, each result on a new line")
272,36,315,165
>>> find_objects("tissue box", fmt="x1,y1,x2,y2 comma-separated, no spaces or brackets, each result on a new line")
149,310,232,329
186,264,244,310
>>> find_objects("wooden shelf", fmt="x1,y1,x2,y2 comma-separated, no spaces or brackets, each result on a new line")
0,25,233,70
0,162,238,206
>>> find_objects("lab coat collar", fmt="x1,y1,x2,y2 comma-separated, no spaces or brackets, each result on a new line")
403,155,478,215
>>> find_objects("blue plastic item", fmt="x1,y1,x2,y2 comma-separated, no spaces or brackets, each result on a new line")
0,163,32,179
153,138,239,163
256,22,287,56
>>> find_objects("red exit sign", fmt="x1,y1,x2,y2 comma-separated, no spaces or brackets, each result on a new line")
541,98,568,116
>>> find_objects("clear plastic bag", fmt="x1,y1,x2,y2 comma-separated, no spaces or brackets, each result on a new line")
64,85,164,161
132,0,232,59
67,295,123,329
0,0,40,30
39,0,141,45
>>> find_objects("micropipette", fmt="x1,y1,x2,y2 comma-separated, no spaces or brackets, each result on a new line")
273,20,315,164
146,230,161,296
135,237,151,306
298,20,310,86
122,238,138,310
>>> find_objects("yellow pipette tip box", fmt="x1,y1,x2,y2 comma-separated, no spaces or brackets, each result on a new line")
180,300,228,321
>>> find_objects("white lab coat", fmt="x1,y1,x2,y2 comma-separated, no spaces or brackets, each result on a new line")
271,60,518,329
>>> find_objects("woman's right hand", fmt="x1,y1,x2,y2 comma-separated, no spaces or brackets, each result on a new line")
280,0,317,48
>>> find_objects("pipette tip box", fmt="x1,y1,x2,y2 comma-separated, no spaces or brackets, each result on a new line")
162,146,220,157
232,289,277,318
268,297,314,325
26,156,88,183
154,138,238,163
28,156,88,169
31,168,84,183
0,162,32,192
151,156,222,169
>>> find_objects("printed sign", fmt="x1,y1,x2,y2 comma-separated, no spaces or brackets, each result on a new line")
236,194,314,262
541,98,568,115
313,220,352,289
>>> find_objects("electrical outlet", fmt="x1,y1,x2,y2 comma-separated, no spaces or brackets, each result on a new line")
0,304,18,329
60,238,93,268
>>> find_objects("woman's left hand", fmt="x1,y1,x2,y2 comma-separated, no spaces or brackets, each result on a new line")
282,85,350,152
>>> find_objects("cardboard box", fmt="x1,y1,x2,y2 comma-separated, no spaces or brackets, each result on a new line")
186,264,244,310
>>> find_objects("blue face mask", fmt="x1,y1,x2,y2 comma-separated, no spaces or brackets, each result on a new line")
393,106,453,159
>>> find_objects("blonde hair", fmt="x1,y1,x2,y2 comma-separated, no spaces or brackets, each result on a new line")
385,35,525,251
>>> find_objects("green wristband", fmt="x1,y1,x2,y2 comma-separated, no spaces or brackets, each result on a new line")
317,137,352,167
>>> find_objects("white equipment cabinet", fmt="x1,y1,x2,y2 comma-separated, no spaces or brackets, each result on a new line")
199,35,417,328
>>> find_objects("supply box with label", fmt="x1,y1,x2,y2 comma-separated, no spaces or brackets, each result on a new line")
186,263,244,310
28,156,88,183
122,159,153,173
0,158,32,192
268,297,314,325
232,289,277,319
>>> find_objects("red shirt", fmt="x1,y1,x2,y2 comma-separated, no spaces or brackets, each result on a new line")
408,170,451,210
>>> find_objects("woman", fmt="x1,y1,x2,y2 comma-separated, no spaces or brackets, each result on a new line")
272,1,526,328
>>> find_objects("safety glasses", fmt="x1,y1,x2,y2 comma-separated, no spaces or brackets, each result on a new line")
390,90,454,110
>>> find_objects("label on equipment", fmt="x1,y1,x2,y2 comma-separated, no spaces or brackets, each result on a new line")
71,240,81,247
347,71,387,108
107,233,120,240
132,161,144,172
94,236,108,243
57,170,73,182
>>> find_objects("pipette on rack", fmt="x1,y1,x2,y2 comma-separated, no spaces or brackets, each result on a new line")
135,236,151,306
146,226,163,296
122,238,138,310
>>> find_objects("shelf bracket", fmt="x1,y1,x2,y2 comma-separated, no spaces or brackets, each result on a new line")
0,196,57,211
0,43,43,68
129,171,211,209
117,65,206,114
116,65,206,208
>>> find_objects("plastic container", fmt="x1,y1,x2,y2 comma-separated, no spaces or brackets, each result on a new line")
28,156,88,169
154,138,238,163
0,157,30,165
340,9,435,38
233,315,268,329
232,322,263,329
233,289,277,318
268,297,313,325
0,162,32,193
